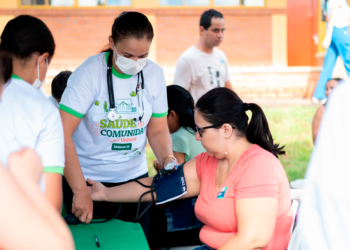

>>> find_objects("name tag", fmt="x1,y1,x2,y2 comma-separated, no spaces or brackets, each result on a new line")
217,186,227,199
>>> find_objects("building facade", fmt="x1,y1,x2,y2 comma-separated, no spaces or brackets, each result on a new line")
0,0,345,99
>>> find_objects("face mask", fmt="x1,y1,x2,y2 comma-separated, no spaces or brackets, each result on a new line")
33,56,48,89
114,47,147,75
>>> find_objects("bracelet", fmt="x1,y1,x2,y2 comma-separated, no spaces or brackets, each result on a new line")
162,155,177,168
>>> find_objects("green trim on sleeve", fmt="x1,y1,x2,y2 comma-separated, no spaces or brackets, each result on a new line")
11,74,23,80
105,52,133,79
152,111,168,118
43,166,64,175
59,104,84,119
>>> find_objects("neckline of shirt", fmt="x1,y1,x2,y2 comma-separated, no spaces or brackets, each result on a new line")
104,52,133,79
11,74,23,80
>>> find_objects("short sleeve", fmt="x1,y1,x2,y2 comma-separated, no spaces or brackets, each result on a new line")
171,129,190,157
37,109,65,175
195,152,211,182
235,154,282,200
173,56,192,91
59,66,95,118
151,68,168,118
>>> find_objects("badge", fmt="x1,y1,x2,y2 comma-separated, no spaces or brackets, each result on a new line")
217,186,227,199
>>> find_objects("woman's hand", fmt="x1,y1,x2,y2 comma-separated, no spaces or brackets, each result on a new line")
71,190,93,224
87,178,107,202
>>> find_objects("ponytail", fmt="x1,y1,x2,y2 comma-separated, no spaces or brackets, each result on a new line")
196,88,285,157
0,48,12,85
245,103,285,157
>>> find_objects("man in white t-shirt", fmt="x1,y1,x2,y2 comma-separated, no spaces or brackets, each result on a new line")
173,9,233,103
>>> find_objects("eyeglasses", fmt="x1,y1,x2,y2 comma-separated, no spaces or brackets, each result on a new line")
195,124,222,137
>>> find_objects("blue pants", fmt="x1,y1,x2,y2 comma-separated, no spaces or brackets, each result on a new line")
313,26,350,100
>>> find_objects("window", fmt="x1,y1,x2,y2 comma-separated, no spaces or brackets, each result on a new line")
20,0,131,7
159,0,210,6
160,0,265,7
215,0,264,6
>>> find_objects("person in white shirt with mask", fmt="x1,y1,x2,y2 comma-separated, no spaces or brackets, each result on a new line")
59,12,176,237
173,9,233,103
0,15,65,212
313,0,350,102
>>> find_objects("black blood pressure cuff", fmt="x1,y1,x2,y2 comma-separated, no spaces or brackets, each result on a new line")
154,163,187,205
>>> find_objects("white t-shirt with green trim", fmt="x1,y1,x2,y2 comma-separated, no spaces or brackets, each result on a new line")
0,76,65,181
60,52,168,183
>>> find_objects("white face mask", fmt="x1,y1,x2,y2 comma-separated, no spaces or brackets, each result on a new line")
33,56,48,89
114,47,147,75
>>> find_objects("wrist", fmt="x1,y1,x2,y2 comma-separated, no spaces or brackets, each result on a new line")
102,186,109,202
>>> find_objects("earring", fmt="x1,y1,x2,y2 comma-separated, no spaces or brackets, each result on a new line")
225,152,227,155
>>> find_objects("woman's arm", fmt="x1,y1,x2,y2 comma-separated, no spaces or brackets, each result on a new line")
89,157,201,202
147,116,176,167
0,148,74,250
60,110,93,224
44,173,63,211
219,198,278,250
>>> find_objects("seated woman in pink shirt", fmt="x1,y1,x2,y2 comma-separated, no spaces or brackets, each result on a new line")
88,88,293,250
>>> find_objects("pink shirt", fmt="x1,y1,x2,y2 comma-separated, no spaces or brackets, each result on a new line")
194,144,292,249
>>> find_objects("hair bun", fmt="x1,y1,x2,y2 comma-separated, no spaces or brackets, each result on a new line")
243,102,249,111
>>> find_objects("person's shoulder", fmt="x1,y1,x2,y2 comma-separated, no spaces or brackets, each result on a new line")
3,79,59,118
241,144,282,170
213,47,228,58
179,46,199,59
172,127,193,141
143,59,164,75
73,53,105,75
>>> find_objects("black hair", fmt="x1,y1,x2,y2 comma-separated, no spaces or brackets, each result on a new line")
328,77,343,82
51,71,72,100
102,12,154,52
200,9,224,30
167,85,196,132
196,88,285,157
0,48,12,85
0,15,55,61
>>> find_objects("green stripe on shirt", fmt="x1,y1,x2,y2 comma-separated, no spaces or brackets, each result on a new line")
43,166,64,175
59,104,84,119
152,111,168,118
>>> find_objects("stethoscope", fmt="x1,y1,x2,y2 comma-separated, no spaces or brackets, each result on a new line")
106,51,144,122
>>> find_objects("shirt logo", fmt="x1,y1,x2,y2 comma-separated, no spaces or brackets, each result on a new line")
219,57,225,64
115,98,137,114
94,100,100,106
217,186,227,199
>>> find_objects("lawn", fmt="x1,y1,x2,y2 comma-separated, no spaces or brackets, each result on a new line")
146,105,317,183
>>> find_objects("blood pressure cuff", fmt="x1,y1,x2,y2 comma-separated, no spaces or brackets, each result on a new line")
154,163,187,205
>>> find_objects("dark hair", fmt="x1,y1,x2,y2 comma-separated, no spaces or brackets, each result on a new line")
200,9,224,30
51,71,72,100
102,12,154,52
0,48,12,85
328,77,343,83
196,88,285,157
0,15,55,61
167,85,196,132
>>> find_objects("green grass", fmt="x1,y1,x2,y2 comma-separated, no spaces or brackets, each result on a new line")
146,105,317,182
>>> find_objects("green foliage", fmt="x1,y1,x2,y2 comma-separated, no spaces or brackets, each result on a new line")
146,105,317,182
103,101,108,112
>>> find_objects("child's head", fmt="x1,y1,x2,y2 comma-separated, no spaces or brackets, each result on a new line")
167,85,196,133
51,70,72,102
326,78,342,98
0,48,12,97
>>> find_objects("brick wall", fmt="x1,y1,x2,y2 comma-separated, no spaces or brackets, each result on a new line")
0,8,283,69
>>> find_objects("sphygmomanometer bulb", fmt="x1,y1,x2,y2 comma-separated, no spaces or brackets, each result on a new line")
64,214,81,225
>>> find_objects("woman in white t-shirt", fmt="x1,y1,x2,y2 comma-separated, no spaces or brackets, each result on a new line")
0,15,65,211
59,12,176,236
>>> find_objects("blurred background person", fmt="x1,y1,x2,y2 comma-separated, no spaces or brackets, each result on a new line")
313,0,350,103
48,70,72,108
173,9,233,103
312,77,342,143
300,80,350,249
